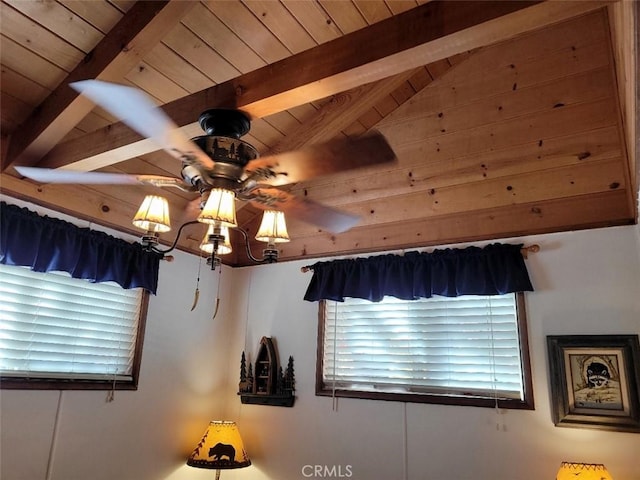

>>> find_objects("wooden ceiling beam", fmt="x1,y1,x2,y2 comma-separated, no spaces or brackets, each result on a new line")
2,0,197,171
37,0,609,173
266,68,421,155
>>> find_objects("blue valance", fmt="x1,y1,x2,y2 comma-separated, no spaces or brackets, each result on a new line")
0,202,161,294
304,243,534,302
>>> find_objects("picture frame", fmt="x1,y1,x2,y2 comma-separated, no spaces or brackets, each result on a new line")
547,334,640,433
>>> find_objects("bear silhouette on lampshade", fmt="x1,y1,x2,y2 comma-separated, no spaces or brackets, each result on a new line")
187,421,251,475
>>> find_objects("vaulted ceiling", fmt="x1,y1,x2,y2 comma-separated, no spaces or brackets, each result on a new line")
1,0,637,266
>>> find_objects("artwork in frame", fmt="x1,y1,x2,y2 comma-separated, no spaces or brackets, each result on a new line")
547,335,640,433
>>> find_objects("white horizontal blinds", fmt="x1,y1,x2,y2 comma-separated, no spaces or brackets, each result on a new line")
0,264,142,380
323,294,524,399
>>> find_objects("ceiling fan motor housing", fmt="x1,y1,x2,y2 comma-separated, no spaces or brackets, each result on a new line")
198,109,251,138
191,135,260,190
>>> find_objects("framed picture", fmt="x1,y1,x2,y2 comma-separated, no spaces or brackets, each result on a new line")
547,335,640,433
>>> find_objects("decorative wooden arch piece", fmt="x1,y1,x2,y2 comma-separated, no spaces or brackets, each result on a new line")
238,337,295,407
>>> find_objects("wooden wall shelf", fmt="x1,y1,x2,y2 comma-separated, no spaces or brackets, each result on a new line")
238,337,295,407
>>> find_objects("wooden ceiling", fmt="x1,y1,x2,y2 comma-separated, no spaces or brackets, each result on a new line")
1,0,637,267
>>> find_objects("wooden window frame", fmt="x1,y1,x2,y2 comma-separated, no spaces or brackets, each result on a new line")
0,289,150,391
316,292,534,409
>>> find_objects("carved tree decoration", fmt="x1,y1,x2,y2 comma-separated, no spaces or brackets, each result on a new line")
238,337,295,407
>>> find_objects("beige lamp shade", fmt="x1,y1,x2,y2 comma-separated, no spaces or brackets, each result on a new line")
556,462,613,480
198,188,237,227
187,421,251,470
200,225,232,255
255,210,290,243
132,195,171,233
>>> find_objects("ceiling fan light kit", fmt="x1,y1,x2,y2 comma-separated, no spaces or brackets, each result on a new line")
200,225,233,256
197,188,238,227
15,80,397,270
132,194,171,233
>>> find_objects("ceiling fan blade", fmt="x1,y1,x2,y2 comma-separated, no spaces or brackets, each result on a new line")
70,80,214,170
15,166,185,187
249,187,360,234
247,131,396,186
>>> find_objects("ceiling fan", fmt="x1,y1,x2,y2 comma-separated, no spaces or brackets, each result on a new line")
15,80,397,235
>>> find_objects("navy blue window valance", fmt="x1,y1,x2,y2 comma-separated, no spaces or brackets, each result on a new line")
0,202,161,294
304,243,534,302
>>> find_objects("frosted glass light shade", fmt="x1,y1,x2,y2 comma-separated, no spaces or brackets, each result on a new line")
200,225,232,255
556,462,613,480
132,195,171,233
187,421,251,470
198,189,237,227
255,210,290,243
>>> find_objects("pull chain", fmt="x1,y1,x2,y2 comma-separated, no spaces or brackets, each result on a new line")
190,253,204,311
212,266,222,320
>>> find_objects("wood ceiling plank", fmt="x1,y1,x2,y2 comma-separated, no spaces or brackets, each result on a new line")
384,0,420,15
407,67,434,91
280,0,343,44
288,155,627,237
3,0,197,170
390,81,417,104
330,157,627,228
0,36,67,89
73,112,116,135
243,0,318,54
268,69,420,155
162,23,241,84
144,42,214,94
109,0,137,14
319,0,368,33
58,0,125,34
279,191,632,262
607,0,638,202
245,118,286,150
202,0,291,63
125,62,189,104
5,0,104,53
285,103,320,123
181,3,266,74
262,111,302,136
382,67,615,143
1,93,31,132
0,3,85,71
386,99,618,157
383,32,611,124
292,126,623,210
353,0,393,24
0,67,50,107
374,94,401,117
425,59,452,79
341,121,368,137
38,1,608,172
358,108,385,130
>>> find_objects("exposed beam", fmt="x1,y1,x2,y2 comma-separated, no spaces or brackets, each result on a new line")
39,0,609,173
3,0,197,171
266,68,422,155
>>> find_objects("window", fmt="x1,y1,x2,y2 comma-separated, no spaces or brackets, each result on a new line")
317,292,533,409
0,263,148,390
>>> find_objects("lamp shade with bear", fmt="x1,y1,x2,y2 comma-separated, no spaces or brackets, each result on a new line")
187,421,251,471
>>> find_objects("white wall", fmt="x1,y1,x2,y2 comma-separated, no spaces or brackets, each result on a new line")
220,225,640,480
1,195,639,479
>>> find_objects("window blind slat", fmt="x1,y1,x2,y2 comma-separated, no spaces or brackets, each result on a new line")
0,264,142,380
323,294,524,400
